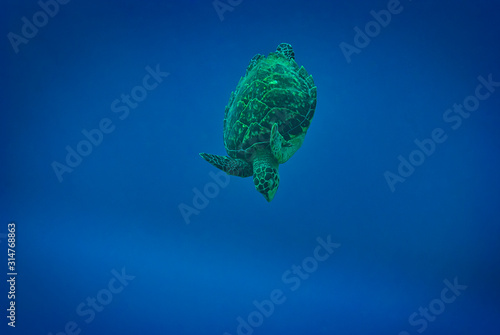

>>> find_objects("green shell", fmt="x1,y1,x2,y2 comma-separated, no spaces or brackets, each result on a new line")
223,44,317,162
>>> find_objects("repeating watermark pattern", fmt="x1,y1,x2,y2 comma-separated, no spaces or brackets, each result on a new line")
178,170,230,224
7,0,71,54
223,235,340,335
47,267,135,335
213,0,243,21
398,277,467,335
384,73,499,192
339,0,408,64
51,64,169,183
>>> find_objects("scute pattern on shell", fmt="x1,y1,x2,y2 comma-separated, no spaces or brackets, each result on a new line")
223,48,317,162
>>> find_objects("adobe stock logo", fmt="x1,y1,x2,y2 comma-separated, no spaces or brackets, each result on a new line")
384,73,499,192
178,170,230,224
223,235,340,335
339,0,407,64
51,64,169,182
7,0,71,54
398,277,467,335
48,267,135,335
212,0,243,21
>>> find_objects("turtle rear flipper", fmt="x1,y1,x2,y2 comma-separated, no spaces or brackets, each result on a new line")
270,123,305,164
199,153,253,177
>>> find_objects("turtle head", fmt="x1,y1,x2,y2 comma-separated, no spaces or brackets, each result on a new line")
252,152,280,202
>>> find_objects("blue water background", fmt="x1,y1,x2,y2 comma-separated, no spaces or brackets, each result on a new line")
1,1,500,334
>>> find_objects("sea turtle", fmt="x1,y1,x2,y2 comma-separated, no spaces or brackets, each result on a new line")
200,43,317,201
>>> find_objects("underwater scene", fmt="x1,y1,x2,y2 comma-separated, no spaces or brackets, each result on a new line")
1,0,500,334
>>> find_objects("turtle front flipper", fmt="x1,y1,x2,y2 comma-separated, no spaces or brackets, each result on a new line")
199,153,253,177
270,123,306,164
